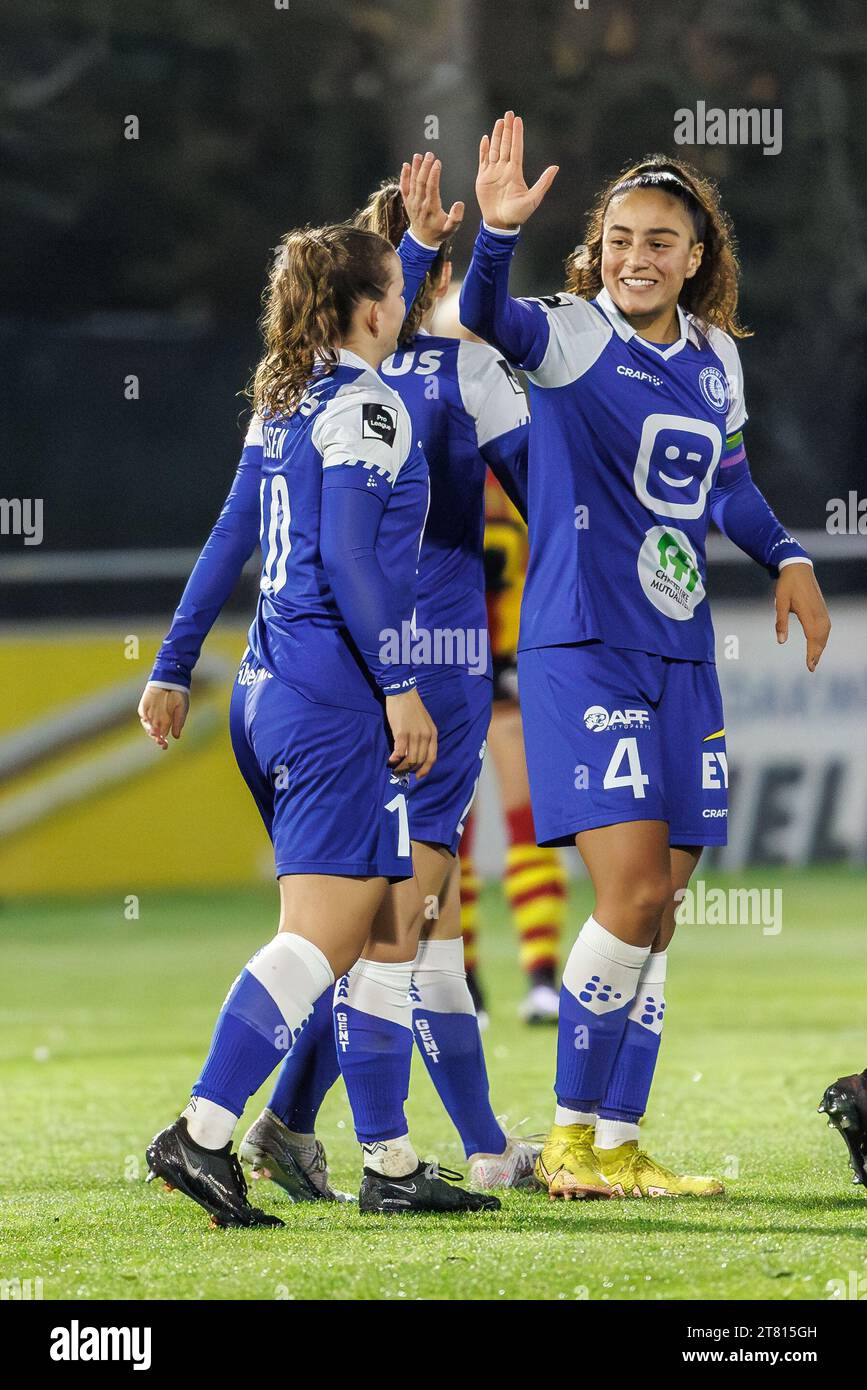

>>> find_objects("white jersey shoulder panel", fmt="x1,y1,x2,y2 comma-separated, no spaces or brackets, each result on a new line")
456,339,530,448
522,293,612,389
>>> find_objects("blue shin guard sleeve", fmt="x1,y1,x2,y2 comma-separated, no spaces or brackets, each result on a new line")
597,953,667,1124
194,970,289,1116
267,987,340,1132
412,1008,504,1158
335,1004,413,1144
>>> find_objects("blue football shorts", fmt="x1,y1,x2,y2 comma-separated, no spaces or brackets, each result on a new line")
518,642,728,848
229,650,413,881
408,669,492,855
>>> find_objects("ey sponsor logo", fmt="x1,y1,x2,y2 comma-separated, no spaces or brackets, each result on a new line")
583,705,649,732
638,525,705,621
50,1321,152,1370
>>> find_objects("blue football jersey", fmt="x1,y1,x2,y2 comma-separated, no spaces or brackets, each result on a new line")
511,287,750,661
380,331,529,678
249,350,429,712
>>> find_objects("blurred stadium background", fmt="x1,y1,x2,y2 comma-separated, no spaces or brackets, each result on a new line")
1,0,865,898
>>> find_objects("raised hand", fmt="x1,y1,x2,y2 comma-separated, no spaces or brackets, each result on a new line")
476,111,558,231
399,152,464,248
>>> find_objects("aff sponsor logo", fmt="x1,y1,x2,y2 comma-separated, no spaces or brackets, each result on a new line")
675,881,783,936
583,705,650,732
617,364,663,388
674,100,782,156
49,1321,152,1371
414,1017,440,1063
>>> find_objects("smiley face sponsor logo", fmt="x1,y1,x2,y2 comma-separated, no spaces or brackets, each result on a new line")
633,412,722,520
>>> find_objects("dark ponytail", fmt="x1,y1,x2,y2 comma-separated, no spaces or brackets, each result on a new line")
355,179,451,346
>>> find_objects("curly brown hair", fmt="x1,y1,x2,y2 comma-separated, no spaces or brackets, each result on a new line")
355,179,451,346
565,155,750,338
250,223,394,418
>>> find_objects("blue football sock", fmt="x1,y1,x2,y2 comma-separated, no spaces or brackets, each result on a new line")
597,951,667,1125
555,915,650,1112
411,938,504,1159
192,932,333,1124
266,986,340,1131
334,959,414,1145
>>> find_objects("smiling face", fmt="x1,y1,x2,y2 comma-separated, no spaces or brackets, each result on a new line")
601,188,704,333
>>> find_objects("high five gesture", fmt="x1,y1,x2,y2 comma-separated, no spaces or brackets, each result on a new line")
400,151,464,247
476,111,558,231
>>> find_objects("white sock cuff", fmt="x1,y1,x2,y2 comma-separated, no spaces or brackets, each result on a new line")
345,957,414,1029
412,937,465,974
555,1105,597,1127
580,915,650,968
641,950,668,986
274,932,334,990
245,931,334,1025
410,939,475,1017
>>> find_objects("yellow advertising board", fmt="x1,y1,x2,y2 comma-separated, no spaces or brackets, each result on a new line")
0,624,273,896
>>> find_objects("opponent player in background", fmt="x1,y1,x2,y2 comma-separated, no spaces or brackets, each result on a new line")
243,168,542,1197
461,112,831,1199
459,468,565,1027
139,212,502,1223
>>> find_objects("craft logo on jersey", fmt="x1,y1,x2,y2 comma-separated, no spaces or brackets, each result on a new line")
637,524,706,621
698,366,729,414
583,705,650,732
362,402,397,447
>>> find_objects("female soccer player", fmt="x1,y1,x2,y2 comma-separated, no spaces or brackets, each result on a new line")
139,213,480,1227
460,111,831,1199
242,170,543,1197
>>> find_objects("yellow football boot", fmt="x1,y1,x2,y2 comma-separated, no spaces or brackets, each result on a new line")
534,1123,612,1200
594,1140,724,1197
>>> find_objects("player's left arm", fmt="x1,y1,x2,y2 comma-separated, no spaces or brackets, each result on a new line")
707,331,830,670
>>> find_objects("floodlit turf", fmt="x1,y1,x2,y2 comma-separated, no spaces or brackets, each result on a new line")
1,868,865,1302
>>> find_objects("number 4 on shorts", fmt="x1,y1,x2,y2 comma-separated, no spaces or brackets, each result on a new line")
602,737,649,799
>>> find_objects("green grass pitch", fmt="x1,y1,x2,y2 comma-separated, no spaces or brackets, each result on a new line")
1,868,865,1301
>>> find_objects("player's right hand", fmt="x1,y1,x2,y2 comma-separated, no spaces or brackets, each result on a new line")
476,111,558,231
385,688,437,780
400,151,464,247
138,683,190,750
